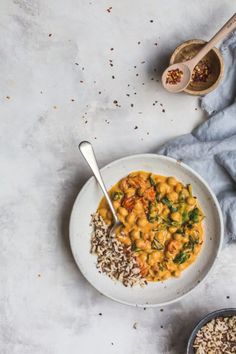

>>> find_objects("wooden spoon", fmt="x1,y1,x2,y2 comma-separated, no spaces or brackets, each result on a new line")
162,13,236,93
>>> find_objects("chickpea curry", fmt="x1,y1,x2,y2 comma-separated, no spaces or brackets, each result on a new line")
97,171,204,282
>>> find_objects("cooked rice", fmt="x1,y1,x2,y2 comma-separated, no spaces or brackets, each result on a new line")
90,213,147,287
193,315,236,354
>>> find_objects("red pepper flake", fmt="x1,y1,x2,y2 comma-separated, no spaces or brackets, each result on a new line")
6,96,10,99
106,7,112,13
112,75,115,79
110,47,114,51
192,59,211,82
166,68,183,85
48,33,52,37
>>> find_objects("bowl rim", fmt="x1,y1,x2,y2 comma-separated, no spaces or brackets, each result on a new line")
69,153,224,307
186,308,236,353
170,39,224,95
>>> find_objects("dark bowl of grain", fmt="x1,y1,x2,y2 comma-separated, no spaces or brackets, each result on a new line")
170,39,224,95
187,308,236,354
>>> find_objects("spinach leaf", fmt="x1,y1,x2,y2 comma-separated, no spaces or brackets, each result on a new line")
162,197,172,208
152,238,164,250
173,252,189,264
149,174,156,187
113,191,123,201
189,208,199,223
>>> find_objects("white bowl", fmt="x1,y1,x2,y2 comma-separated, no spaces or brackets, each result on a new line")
69,154,223,307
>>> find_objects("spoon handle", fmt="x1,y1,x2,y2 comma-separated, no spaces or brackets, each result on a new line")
189,13,236,69
79,141,118,223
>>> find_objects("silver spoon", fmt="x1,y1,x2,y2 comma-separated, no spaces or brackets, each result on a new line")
79,141,122,236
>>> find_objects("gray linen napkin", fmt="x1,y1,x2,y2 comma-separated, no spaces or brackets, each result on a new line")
157,32,236,242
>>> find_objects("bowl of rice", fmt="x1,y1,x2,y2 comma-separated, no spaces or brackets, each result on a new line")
187,308,236,354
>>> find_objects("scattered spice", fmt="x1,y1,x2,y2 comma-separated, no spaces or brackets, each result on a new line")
98,91,101,94
53,105,57,109
160,325,163,329
227,296,230,299
138,41,141,45
143,307,146,310
48,33,52,37
112,75,115,79
166,68,183,85
71,99,75,102
160,309,164,312
99,313,102,316
80,80,84,83
150,20,154,23
195,108,198,111
6,96,10,99
136,73,139,76
134,126,138,130
110,47,114,51
40,91,43,94
126,94,130,97
75,62,79,65
154,43,158,46
37,273,41,277
113,100,118,104
106,6,112,13
134,65,137,68
192,59,211,82
141,61,145,64
162,109,165,113
131,103,134,107
133,322,138,330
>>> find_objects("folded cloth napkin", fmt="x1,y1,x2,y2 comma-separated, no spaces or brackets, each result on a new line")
157,32,236,242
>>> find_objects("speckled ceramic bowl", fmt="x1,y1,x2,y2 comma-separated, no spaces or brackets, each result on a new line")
170,39,224,96
187,308,236,353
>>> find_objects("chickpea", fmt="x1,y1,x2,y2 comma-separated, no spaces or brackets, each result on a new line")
135,239,146,249
134,200,143,212
175,183,183,193
118,235,131,246
168,226,178,234
126,213,136,225
181,188,189,198
118,207,128,217
130,229,140,240
138,252,147,263
125,187,136,198
162,207,170,218
173,233,183,242
167,177,177,186
167,239,180,254
113,200,120,209
157,182,169,194
137,217,148,228
187,197,196,206
173,270,181,277
167,191,179,202
156,230,166,243
99,208,107,219
170,212,182,222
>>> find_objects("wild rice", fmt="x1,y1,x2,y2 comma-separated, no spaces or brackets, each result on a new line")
193,315,236,354
90,213,147,287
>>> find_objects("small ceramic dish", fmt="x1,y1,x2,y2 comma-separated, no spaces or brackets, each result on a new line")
69,154,223,307
187,308,236,353
170,39,224,95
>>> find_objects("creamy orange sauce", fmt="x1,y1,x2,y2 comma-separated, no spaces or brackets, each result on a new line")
97,171,204,282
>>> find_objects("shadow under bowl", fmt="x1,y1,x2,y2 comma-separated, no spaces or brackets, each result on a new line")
170,39,224,96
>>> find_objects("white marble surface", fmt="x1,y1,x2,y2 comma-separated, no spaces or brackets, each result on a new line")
1,1,236,353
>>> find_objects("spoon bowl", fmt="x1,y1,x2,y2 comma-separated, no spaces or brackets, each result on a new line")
162,62,192,93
